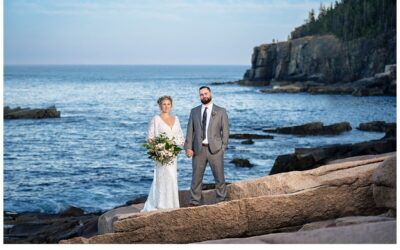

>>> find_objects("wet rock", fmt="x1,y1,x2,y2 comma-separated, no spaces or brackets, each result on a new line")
357,121,396,139
271,153,316,173
261,82,309,93
270,137,396,175
358,121,394,132
230,158,254,168
229,133,273,139
210,81,237,86
258,67,397,96
4,211,99,243
263,122,351,135
4,106,61,119
352,87,385,96
241,139,254,145
61,206,85,217
124,195,148,206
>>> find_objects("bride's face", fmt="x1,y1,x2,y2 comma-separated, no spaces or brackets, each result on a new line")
159,100,172,114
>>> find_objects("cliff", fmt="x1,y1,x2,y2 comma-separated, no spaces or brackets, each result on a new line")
242,31,396,94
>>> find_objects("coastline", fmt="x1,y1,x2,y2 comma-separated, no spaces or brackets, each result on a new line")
60,151,396,244
5,134,396,243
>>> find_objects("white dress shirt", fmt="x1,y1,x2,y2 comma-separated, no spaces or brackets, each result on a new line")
201,102,213,144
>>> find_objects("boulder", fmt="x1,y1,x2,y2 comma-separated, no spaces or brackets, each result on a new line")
97,204,143,234
98,187,226,234
230,158,254,168
270,138,396,175
124,195,148,206
229,133,273,139
227,154,393,200
357,121,396,138
357,121,394,132
199,220,396,244
352,87,385,96
265,82,308,93
4,106,61,119
372,156,396,211
299,215,395,231
60,206,85,217
263,122,351,135
61,153,393,243
241,139,254,145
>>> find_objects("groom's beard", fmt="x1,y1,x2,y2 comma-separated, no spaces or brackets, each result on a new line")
201,96,212,104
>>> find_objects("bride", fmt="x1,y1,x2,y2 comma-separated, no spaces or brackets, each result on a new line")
141,96,185,212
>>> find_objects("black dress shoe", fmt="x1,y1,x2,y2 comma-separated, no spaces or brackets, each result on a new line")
189,203,200,207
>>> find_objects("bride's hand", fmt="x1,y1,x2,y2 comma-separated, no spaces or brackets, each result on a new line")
147,138,153,144
186,149,194,158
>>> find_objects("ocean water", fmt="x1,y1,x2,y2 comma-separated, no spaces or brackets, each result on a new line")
3,65,396,213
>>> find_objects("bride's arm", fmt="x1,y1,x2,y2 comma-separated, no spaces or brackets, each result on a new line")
147,116,156,143
174,117,185,147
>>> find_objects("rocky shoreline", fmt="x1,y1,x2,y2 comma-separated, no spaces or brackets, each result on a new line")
214,63,396,96
3,183,223,243
59,152,396,243
4,207,99,243
4,120,396,243
5,152,396,243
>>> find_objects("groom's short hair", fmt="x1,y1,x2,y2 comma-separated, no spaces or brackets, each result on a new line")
199,86,211,92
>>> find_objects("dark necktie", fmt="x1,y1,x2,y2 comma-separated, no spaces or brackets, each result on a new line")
202,107,208,139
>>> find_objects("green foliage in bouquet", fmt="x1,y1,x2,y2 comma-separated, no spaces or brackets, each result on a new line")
143,133,182,165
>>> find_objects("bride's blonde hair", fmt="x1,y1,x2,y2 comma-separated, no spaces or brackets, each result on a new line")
157,96,173,106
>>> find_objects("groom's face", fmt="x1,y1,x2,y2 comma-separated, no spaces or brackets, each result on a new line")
199,88,212,104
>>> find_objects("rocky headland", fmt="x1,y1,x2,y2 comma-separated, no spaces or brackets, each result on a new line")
237,31,396,96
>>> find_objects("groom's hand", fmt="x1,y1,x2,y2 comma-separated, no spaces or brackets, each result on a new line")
186,149,194,158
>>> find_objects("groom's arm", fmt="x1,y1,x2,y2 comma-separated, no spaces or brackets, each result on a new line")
184,110,194,151
221,109,229,151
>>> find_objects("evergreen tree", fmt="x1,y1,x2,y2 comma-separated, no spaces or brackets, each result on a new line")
290,0,396,41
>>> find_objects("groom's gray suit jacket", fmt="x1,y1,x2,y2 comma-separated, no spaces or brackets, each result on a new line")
184,104,229,155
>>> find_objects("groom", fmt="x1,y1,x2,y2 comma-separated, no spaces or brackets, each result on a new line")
184,86,229,206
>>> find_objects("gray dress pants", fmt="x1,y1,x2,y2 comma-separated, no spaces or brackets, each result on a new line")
190,145,227,204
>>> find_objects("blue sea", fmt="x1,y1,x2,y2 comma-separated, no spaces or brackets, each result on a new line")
3,65,396,213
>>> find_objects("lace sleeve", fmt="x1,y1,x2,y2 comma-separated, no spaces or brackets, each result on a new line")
174,116,185,146
147,116,156,141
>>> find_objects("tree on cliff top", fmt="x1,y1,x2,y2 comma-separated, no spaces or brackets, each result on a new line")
290,0,396,41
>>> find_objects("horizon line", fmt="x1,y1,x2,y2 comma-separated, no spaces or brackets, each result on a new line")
4,63,250,67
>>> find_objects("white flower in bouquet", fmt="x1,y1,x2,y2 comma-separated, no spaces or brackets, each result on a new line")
156,143,165,150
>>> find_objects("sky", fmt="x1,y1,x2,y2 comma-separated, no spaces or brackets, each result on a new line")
4,0,336,65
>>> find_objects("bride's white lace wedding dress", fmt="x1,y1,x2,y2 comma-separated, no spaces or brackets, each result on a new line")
141,115,185,212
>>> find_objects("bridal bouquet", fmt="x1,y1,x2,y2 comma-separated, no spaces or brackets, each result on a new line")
143,133,182,165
